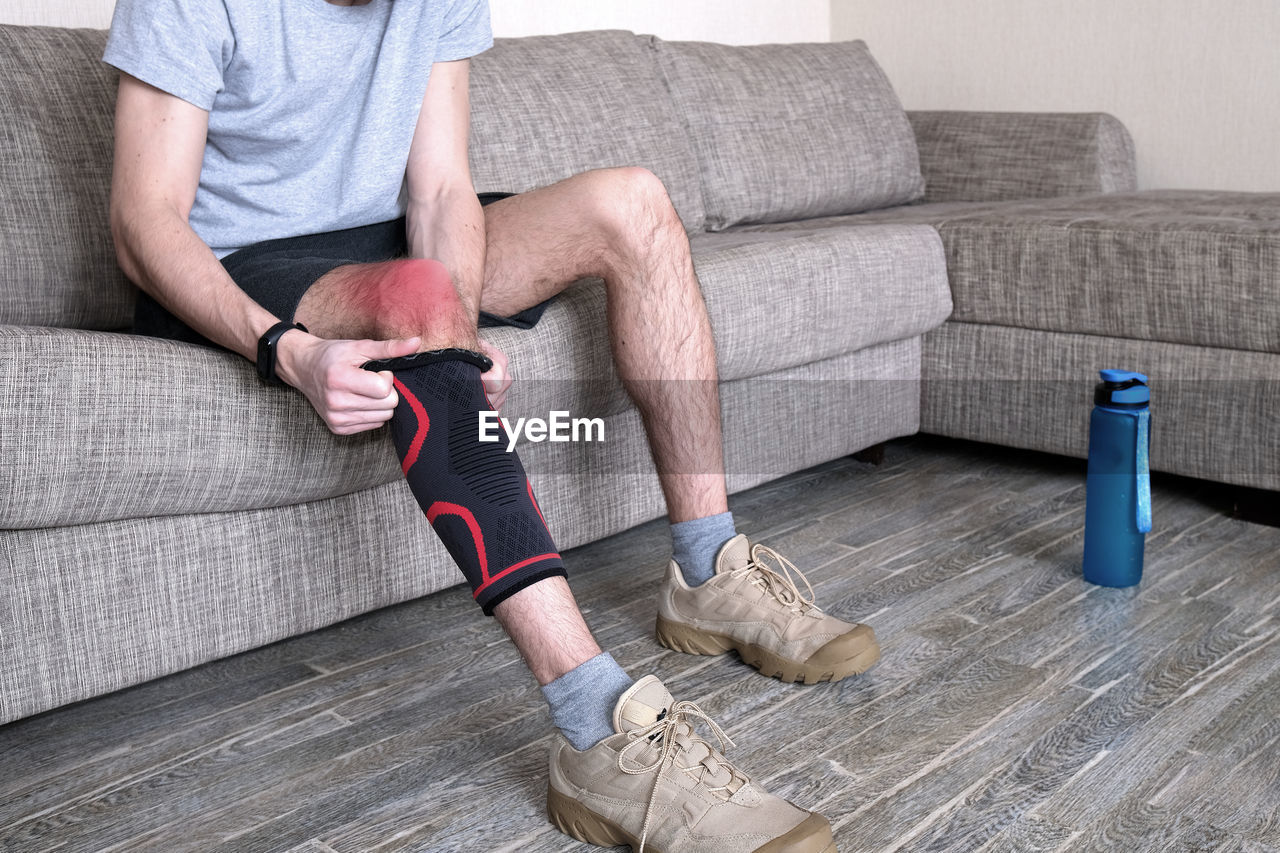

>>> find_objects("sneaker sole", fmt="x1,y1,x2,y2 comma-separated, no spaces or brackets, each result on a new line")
655,615,879,685
547,785,642,849
548,785,838,852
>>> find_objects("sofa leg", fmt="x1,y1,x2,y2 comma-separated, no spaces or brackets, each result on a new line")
852,442,886,466
1175,477,1279,528
1218,485,1280,527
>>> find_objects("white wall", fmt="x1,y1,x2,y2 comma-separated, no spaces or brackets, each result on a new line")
0,0,113,27
0,0,832,44
832,0,1280,191
490,0,829,44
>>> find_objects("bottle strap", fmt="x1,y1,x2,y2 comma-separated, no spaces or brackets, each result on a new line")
1134,409,1152,534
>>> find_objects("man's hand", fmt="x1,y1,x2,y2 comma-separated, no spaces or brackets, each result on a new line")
276,332,421,435
477,338,512,412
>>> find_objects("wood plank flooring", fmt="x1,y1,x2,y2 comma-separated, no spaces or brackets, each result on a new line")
1,436,1277,853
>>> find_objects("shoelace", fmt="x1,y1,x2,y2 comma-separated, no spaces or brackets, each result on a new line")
617,700,745,853
729,543,823,615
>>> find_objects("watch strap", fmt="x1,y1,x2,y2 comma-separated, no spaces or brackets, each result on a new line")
256,321,308,385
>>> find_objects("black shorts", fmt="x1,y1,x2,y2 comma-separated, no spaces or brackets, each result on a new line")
133,192,554,346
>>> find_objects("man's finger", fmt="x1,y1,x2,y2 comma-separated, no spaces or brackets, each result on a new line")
336,362,397,399
344,417,395,432
331,419,393,436
489,386,508,413
325,384,394,412
361,336,421,362
380,371,399,408
480,357,508,392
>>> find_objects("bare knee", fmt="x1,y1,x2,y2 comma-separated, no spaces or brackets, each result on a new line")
353,258,474,346
582,167,685,267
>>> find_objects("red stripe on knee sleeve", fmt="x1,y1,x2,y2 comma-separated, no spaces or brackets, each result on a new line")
527,480,547,527
426,500,488,580
393,378,430,476
473,552,561,598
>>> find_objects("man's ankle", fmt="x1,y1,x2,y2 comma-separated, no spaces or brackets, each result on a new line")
670,511,737,587
541,652,633,750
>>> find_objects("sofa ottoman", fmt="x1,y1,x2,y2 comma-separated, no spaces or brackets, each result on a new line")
863,190,1280,492
729,183,1280,493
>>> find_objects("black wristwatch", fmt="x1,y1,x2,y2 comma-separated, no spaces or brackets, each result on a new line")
256,321,308,385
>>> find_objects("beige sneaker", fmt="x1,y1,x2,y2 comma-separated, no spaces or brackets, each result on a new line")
656,535,879,685
547,675,837,853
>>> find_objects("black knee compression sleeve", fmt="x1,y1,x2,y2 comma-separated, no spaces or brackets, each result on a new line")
365,349,566,615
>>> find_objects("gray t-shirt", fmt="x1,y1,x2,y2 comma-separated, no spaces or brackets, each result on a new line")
104,0,492,257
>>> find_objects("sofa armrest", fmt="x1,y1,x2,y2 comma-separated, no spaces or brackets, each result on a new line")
907,111,1137,202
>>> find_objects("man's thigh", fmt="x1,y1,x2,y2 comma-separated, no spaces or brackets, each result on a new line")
479,171,621,317
246,177,621,339
288,195,529,341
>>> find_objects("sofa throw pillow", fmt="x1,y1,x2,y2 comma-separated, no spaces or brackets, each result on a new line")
651,38,925,231
469,31,705,233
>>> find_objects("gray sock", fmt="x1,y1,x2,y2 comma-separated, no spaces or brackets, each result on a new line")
541,652,634,750
670,511,737,587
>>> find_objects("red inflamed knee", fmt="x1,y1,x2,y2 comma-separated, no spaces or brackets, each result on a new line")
351,258,465,339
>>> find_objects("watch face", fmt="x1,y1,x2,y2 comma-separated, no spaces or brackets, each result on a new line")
257,335,273,381
258,322,305,384
258,322,287,383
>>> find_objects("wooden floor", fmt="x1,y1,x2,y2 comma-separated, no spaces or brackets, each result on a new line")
2,436,1278,853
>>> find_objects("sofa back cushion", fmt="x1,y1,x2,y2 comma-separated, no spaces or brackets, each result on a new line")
651,38,925,231
468,30,705,232
0,25,136,330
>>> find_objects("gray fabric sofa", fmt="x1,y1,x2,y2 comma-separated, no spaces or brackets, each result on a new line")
2,26,1275,725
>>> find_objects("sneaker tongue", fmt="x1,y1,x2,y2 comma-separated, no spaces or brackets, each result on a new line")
612,677,745,794
612,675,673,734
714,534,752,574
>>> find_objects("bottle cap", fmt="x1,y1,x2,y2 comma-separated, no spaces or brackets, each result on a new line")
1095,369,1150,409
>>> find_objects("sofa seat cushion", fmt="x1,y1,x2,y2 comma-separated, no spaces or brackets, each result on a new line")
0,280,635,529
419,225,952,442
652,38,924,231
0,326,403,529
938,190,1280,354
688,226,951,381
762,191,1280,355
2,218,951,527
499,224,952,399
468,30,705,232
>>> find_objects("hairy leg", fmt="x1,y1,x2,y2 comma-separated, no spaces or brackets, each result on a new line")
493,576,603,684
480,167,728,523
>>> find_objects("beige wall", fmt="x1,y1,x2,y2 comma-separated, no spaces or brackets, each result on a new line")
832,0,1280,191
0,0,831,44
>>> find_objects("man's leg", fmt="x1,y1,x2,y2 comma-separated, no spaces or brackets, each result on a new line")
479,168,728,526
479,168,880,684
294,255,631,749
477,175,843,850
481,169,740,590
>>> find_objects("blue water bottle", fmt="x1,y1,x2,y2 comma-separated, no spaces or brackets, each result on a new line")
1082,369,1152,587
